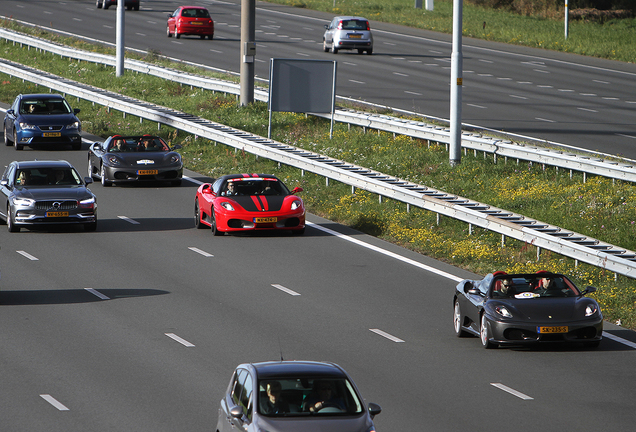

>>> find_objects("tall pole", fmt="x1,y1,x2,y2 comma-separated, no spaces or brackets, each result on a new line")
564,1,569,39
449,0,463,166
116,1,124,77
240,0,255,106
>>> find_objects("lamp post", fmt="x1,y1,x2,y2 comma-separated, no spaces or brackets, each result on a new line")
449,0,463,166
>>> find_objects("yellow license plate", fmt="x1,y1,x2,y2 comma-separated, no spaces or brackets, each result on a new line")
46,211,69,217
137,170,158,175
190,21,203,25
254,217,277,223
349,34,362,39
43,132,61,137
538,326,568,334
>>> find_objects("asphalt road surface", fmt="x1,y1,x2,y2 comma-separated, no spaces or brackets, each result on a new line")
1,0,635,159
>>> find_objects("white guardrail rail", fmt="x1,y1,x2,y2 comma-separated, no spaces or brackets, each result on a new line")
1,29,636,279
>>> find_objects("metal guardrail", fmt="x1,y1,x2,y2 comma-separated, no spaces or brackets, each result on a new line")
1,57,635,279
2,27,636,184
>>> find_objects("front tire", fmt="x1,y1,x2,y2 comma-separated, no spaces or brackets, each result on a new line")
7,205,19,232
167,26,172,37
480,314,497,349
211,212,223,236
453,301,469,337
100,164,112,187
323,40,329,52
14,130,23,150
4,124,13,146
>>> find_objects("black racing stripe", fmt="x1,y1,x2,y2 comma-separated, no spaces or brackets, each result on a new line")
230,195,285,211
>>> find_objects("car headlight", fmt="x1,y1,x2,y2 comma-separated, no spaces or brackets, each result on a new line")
107,155,122,165
66,121,81,130
19,122,36,130
221,202,235,211
12,197,35,207
170,155,181,164
79,197,95,209
585,305,598,317
290,199,302,210
494,306,512,318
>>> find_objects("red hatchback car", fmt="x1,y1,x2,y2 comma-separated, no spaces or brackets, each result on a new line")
167,6,214,40
194,174,306,236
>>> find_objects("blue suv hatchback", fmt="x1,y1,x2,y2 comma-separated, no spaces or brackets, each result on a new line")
3,93,82,150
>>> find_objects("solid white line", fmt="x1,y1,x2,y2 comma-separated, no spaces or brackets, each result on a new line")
307,222,463,282
40,394,70,411
188,247,214,257
272,284,301,296
17,250,38,261
85,288,110,300
165,333,195,347
490,383,533,400
602,331,636,349
118,216,140,224
370,328,404,343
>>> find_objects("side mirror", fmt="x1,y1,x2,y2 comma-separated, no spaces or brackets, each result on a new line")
168,13,173,18
462,280,474,293
291,186,303,194
324,24,329,29
229,405,243,419
74,108,81,114
583,286,597,295
0,179,8,186
368,402,381,419
84,177,94,185
7,109,14,116
171,144,182,151
202,184,214,194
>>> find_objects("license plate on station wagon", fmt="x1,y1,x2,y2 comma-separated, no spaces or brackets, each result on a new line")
537,326,568,334
137,169,158,175
254,217,277,223
46,211,69,217
43,132,61,137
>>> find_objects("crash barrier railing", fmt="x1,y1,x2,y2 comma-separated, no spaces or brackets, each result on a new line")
2,27,636,184
1,57,636,280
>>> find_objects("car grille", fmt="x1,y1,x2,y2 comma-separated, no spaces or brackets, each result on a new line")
36,200,78,210
37,125,64,131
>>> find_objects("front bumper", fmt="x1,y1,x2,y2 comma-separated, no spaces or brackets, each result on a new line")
17,130,82,146
13,208,96,226
217,211,305,233
103,165,183,183
487,315,603,345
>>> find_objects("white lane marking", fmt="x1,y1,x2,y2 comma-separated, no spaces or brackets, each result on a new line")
490,383,533,400
349,80,365,84
617,133,636,140
296,52,310,57
517,81,532,84
603,331,636,349
537,85,553,88
40,394,70,411
118,216,140,224
85,288,110,300
536,117,556,122
602,97,619,100
370,328,405,343
580,93,597,96
478,73,493,77
479,59,493,63
306,222,463,282
188,247,214,257
468,104,487,109
594,80,610,84
577,107,598,113
510,95,527,100
497,77,512,80
405,91,422,96
558,89,575,92
534,69,550,73
272,284,301,296
17,250,39,261
393,72,408,77
165,333,195,347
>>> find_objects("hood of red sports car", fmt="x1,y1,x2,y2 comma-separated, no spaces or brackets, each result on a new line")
228,195,287,212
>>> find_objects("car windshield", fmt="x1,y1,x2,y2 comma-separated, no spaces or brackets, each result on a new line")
341,20,368,30
222,178,289,196
108,137,168,152
20,98,72,115
490,275,581,299
257,377,362,417
16,167,82,186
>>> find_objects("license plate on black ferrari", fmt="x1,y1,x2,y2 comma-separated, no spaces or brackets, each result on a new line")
137,169,158,175
43,132,61,137
254,217,277,223
46,211,69,217
537,326,568,333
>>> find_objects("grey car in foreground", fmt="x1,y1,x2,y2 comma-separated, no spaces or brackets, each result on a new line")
0,160,97,232
454,271,603,349
323,16,373,54
217,361,381,432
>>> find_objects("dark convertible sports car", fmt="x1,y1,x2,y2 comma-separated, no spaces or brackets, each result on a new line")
453,271,603,349
194,174,305,235
88,135,183,186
